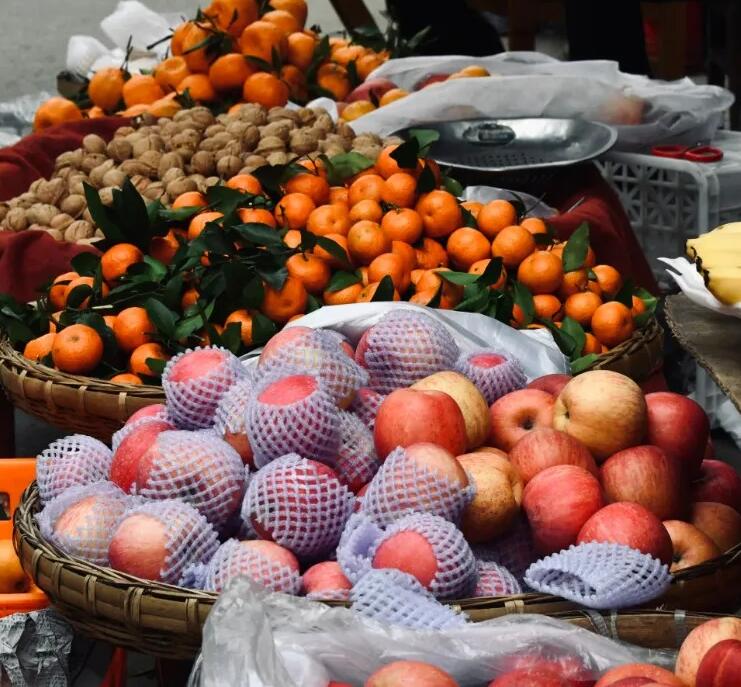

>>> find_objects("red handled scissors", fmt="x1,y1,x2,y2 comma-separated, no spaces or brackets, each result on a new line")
650,144,723,163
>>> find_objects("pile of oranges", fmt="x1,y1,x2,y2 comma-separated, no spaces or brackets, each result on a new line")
34,0,390,131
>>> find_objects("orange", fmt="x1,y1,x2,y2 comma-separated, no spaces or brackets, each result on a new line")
149,231,181,266
33,97,82,131
461,200,483,219
269,0,308,26
119,103,149,117
521,217,548,236
206,0,259,36
87,106,105,118
51,324,103,374
516,250,563,294
313,233,349,268
631,295,646,318
375,144,419,179
591,301,635,348
228,102,247,115
307,204,351,236
349,199,383,224
587,279,602,296
129,342,170,377
286,31,315,70
171,22,191,56
469,259,507,290
178,73,217,102
332,44,367,66
582,332,602,355
261,275,308,323
592,264,623,298
584,246,597,268
111,373,143,385
101,243,144,283
416,190,462,239
274,192,315,230
564,291,602,327
113,307,155,353
147,93,182,117
208,53,255,92
329,37,348,51
48,311,64,334
224,309,254,345
238,207,276,227
341,101,375,122
122,75,165,108
280,64,308,101
285,173,330,205
201,323,225,346
64,277,109,308
391,240,417,273
262,9,300,35
88,67,126,112
283,229,302,248
368,252,407,291
416,268,463,306
356,281,401,303
227,173,263,195
49,271,79,310
330,186,349,205
297,157,328,178
446,227,491,270
182,22,221,73
511,304,526,328
242,71,289,108
323,282,363,305
558,269,589,299
415,237,449,269
381,208,423,244
103,315,117,330
491,225,536,268
347,220,390,265
316,62,351,101
356,53,384,81
409,288,437,306
172,191,207,208
533,294,563,321
379,87,408,107
286,253,331,293
154,57,191,91
410,269,424,286
358,266,370,286
477,199,517,239
240,20,288,61
23,332,56,362
188,211,224,240
380,172,417,208
181,287,200,311
348,174,385,206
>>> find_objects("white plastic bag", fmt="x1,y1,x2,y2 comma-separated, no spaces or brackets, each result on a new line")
100,1,173,57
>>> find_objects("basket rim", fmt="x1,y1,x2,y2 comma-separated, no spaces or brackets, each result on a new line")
584,315,662,368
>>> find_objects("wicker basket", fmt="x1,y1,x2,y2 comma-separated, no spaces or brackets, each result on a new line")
0,338,165,441
14,482,741,660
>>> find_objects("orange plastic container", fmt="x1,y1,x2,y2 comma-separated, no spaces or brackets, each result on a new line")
0,458,49,617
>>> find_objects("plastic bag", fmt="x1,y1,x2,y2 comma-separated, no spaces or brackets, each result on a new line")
192,576,674,687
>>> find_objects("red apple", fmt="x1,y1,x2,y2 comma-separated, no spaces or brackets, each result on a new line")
488,669,568,687
509,428,597,484
553,371,647,461
691,460,741,513
346,78,397,103
374,388,467,459
522,464,604,555
696,638,741,687
690,501,741,553
645,392,709,479
527,374,572,397
594,663,685,687
488,389,554,452
365,660,458,686
502,653,593,686
414,73,450,90
577,502,673,565
600,445,686,520
608,680,664,686
663,520,721,572
676,617,741,686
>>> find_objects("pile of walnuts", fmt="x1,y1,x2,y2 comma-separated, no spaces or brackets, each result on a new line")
0,104,398,244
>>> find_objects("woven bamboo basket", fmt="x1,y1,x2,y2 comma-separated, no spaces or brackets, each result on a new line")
0,338,165,441
14,482,741,660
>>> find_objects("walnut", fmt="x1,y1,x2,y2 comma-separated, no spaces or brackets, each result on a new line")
255,135,286,155
81,154,108,175
64,220,94,242
314,112,334,133
289,129,321,155
102,168,127,188
173,110,193,123
296,107,317,126
68,176,88,196
18,192,37,208
190,150,216,176
4,208,28,231
321,144,347,158
173,145,196,161
36,178,66,205
60,194,86,218
0,203,8,223
189,174,207,193
50,213,74,232
55,148,83,170
114,126,136,138
107,138,133,162
216,155,243,178
336,122,355,139
29,178,43,195
382,135,404,147
82,208,94,224
119,159,154,177
189,107,215,128
143,182,166,201
241,154,268,172
210,131,233,149
158,152,184,179
240,124,260,152
26,203,58,226
216,113,231,125
94,228,104,238
139,149,163,174
133,134,164,157
205,176,220,188
89,160,117,188
267,107,300,124
82,133,107,154
355,132,383,146
75,237,99,246
45,228,64,241
266,151,290,166
98,187,115,206
130,175,151,193
225,120,248,138
161,167,185,185
205,124,226,138
53,167,75,183
219,140,242,157
172,130,201,148
139,112,158,126
352,143,382,161
318,133,351,153
166,177,198,200
259,121,292,142
237,103,267,125
197,137,221,153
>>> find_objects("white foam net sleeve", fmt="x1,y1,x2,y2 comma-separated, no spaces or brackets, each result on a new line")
350,569,469,630
162,346,247,429
213,375,258,465
242,454,356,559
370,513,478,600
454,351,527,405
361,446,474,527
335,411,381,493
348,387,385,431
473,561,522,598
335,512,383,584
36,481,130,566
524,542,672,610
473,516,538,583
306,588,351,602
358,310,460,394
111,406,173,452
36,435,113,504
135,429,246,529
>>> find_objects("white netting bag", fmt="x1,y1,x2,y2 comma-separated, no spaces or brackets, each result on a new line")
36,481,130,566
109,499,219,585
370,513,478,600
110,416,175,493
302,561,352,602
112,405,174,452
348,387,385,431
361,446,474,527
473,561,522,598
242,454,355,559
36,435,113,504
350,569,469,630
335,411,381,493
524,542,672,610
454,350,527,405
356,310,459,394
213,376,258,467
473,516,538,582
245,368,340,469
336,512,383,584
135,429,246,528
162,346,247,429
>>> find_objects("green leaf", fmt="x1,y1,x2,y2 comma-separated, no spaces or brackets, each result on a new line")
512,281,535,326
493,290,514,323
145,357,166,376
587,269,597,280
326,270,362,293
416,163,436,195
460,205,477,228
65,284,93,309
143,256,167,283
371,275,396,302
559,316,586,359
315,235,352,269
70,252,100,277
119,178,156,250
235,222,283,247
77,312,119,361
299,230,317,252
219,322,243,354
160,273,184,311
243,276,265,309
613,277,635,307
325,152,374,185
200,269,227,300
635,286,658,316
159,205,204,222
442,175,463,197
346,59,360,89
542,319,579,359
455,285,491,313
245,55,273,72
146,198,164,227
257,265,288,291
306,293,322,313
570,353,601,374
251,311,277,345
476,257,503,289
389,138,421,170
144,298,178,338
562,222,590,272
438,271,480,286
407,128,440,156
206,184,264,218
173,301,214,341
83,183,125,244
252,162,305,200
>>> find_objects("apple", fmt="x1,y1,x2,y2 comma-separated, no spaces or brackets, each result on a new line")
696,638,741,687
691,460,741,513
593,663,685,687
412,371,490,449
663,520,721,572
488,669,567,687
600,445,686,520
501,653,593,686
553,370,647,461
365,660,458,686
509,427,597,484
645,392,709,479
488,389,555,452
414,73,449,90
522,464,604,555
374,388,467,459
577,502,673,565
690,502,741,553
526,374,572,397
676,617,741,686
346,78,397,103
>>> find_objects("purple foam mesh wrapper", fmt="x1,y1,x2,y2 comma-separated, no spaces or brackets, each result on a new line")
335,512,383,584
36,481,130,566
135,429,246,528
245,366,341,469
350,569,468,630
357,310,459,394
349,387,385,431
242,454,355,559
212,375,257,465
370,513,477,600
162,346,247,430
335,411,381,493
524,542,672,610
307,588,350,602
473,516,537,582
111,499,219,585
111,407,174,453
473,561,522,598
37,435,113,504
454,350,527,405
361,446,474,527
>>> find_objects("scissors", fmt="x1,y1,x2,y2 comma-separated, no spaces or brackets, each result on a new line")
650,144,723,163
